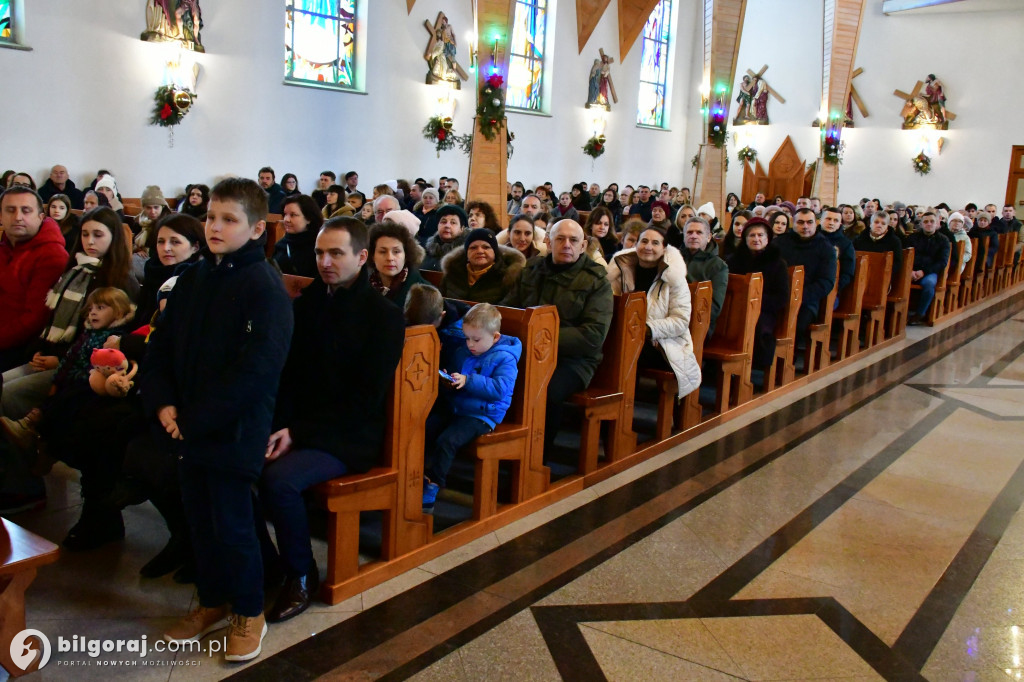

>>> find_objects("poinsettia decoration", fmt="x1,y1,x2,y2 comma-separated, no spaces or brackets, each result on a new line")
583,134,606,159
150,85,194,128
477,72,506,141
422,115,456,157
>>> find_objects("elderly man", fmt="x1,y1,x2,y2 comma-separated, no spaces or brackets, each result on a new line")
502,219,613,454
774,207,837,335
680,216,728,336
588,183,602,208
519,193,542,221
373,194,401,225
0,187,69,372
37,165,85,208
906,211,951,324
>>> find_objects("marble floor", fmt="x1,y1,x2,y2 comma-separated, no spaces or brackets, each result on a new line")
4,286,1024,682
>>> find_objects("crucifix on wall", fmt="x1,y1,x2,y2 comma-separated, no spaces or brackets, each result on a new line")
844,67,868,126
423,12,469,88
894,75,955,130
585,48,618,110
734,65,785,125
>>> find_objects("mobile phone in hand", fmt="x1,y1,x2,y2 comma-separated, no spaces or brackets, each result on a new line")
439,369,456,384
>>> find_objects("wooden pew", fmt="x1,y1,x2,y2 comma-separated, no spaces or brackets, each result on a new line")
857,252,893,350
463,305,558,519
886,248,914,339
804,263,840,374
832,255,870,361
943,240,966,314
957,238,979,310
996,233,1018,291
911,240,956,325
973,236,991,302
0,519,59,677
264,220,284,258
421,269,443,288
766,266,804,391
643,280,713,440
703,273,764,414
571,292,646,475
314,325,437,604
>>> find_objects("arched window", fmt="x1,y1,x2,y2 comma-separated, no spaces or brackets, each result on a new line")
506,0,549,112
636,0,674,128
285,0,364,91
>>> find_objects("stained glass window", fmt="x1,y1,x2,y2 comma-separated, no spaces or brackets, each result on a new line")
0,0,13,43
637,0,673,127
285,0,358,89
506,0,547,111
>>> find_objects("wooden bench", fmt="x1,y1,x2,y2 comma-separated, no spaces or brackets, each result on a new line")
886,248,914,339
804,263,839,374
314,325,437,604
973,236,991,303
766,266,804,391
0,518,59,677
703,273,764,414
996,233,1018,291
943,240,967,315
571,292,647,475
421,269,443,288
463,304,558,519
856,252,893,350
956,238,979,310
832,255,870,361
643,280,713,440
911,241,955,325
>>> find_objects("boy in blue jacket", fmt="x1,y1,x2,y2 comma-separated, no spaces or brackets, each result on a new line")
423,302,520,512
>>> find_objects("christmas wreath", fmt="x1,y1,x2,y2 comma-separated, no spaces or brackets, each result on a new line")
477,73,506,141
422,115,455,157
708,120,727,149
150,85,195,127
737,146,757,163
823,139,846,166
913,152,931,176
583,135,606,159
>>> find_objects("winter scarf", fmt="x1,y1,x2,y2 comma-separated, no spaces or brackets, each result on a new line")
43,253,100,343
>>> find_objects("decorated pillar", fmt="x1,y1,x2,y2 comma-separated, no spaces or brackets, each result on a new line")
815,0,866,206
466,0,514,228
695,0,747,214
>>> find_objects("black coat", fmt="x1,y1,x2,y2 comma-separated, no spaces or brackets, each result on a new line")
265,183,287,215
853,229,904,292
274,268,405,473
773,232,837,318
727,243,790,369
968,226,999,268
137,253,200,326
821,229,856,293
38,178,85,209
141,240,293,480
907,230,951,277
272,228,319,278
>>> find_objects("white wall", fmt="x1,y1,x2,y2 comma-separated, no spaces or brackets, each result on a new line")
0,0,697,199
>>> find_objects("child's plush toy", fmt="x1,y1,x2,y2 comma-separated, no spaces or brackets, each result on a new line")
89,348,138,398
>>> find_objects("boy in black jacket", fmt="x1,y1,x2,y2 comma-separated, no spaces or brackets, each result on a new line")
142,178,293,662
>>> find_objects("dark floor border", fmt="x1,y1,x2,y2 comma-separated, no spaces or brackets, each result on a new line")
231,291,1024,681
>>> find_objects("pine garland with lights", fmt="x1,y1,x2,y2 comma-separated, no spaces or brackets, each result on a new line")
583,134,606,159
150,85,195,127
737,146,757,163
913,152,932,176
477,73,506,141
422,115,455,156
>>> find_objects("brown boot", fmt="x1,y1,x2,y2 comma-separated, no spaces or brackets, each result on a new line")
0,415,39,452
225,612,267,662
163,605,229,644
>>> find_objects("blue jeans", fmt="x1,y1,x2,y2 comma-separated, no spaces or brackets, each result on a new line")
916,273,938,317
425,412,491,488
260,448,347,577
1,365,56,419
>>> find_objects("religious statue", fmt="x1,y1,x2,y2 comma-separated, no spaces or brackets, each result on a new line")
585,49,618,110
924,74,947,123
734,75,753,122
142,0,204,53
751,76,770,124
895,74,953,130
423,12,468,88
734,74,770,125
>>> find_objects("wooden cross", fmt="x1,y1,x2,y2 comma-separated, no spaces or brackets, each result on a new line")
599,48,618,104
747,65,786,104
423,12,469,82
848,67,868,118
893,80,957,121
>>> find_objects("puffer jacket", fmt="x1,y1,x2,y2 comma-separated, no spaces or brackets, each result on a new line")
440,245,526,304
606,246,701,397
447,334,522,429
422,231,467,271
0,217,69,354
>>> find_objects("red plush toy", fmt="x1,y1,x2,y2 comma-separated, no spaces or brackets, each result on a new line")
89,348,138,398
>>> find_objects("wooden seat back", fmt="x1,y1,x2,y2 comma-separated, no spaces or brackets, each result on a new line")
703,273,764,412
886,247,914,338
973,236,990,301
281,274,314,299
805,262,839,374
833,255,870,360
997,233,1018,290
943,240,966,314
680,280,713,429
421,269,443,287
857,252,892,349
264,220,284,258
767,266,803,391
911,240,955,324
958,238,979,308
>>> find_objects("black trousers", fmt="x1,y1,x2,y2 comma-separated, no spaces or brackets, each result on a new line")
544,364,588,452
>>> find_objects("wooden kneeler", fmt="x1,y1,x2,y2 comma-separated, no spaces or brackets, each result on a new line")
644,281,713,440
465,305,558,520
857,252,893,350
703,273,764,414
766,266,804,392
571,292,647,475
314,325,438,605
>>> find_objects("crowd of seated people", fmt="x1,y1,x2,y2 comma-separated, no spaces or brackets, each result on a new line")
1,163,1022,664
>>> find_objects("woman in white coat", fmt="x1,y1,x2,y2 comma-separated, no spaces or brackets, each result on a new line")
605,225,701,398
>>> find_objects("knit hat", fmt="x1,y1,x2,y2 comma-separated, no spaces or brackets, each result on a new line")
780,201,797,214
465,227,499,254
141,185,166,207
696,202,716,220
948,211,965,224
742,217,771,236
435,204,468,228
95,175,118,195
421,187,440,204
651,200,671,216
893,201,906,210
381,209,420,240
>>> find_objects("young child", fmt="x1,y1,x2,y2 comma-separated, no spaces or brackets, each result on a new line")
141,177,293,662
423,302,521,512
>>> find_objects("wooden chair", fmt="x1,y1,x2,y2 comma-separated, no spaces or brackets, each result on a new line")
314,325,437,604
421,269,443,287
281,274,314,299
856,252,892,350
463,305,558,519
0,519,59,677
943,240,966,315
766,266,804,391
644,281,712,440
832,255,870,361
911,241,955,325
804,263,840,374
571,292,646,475
958,238,980,309
886,248,914,339
703,273,764,414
